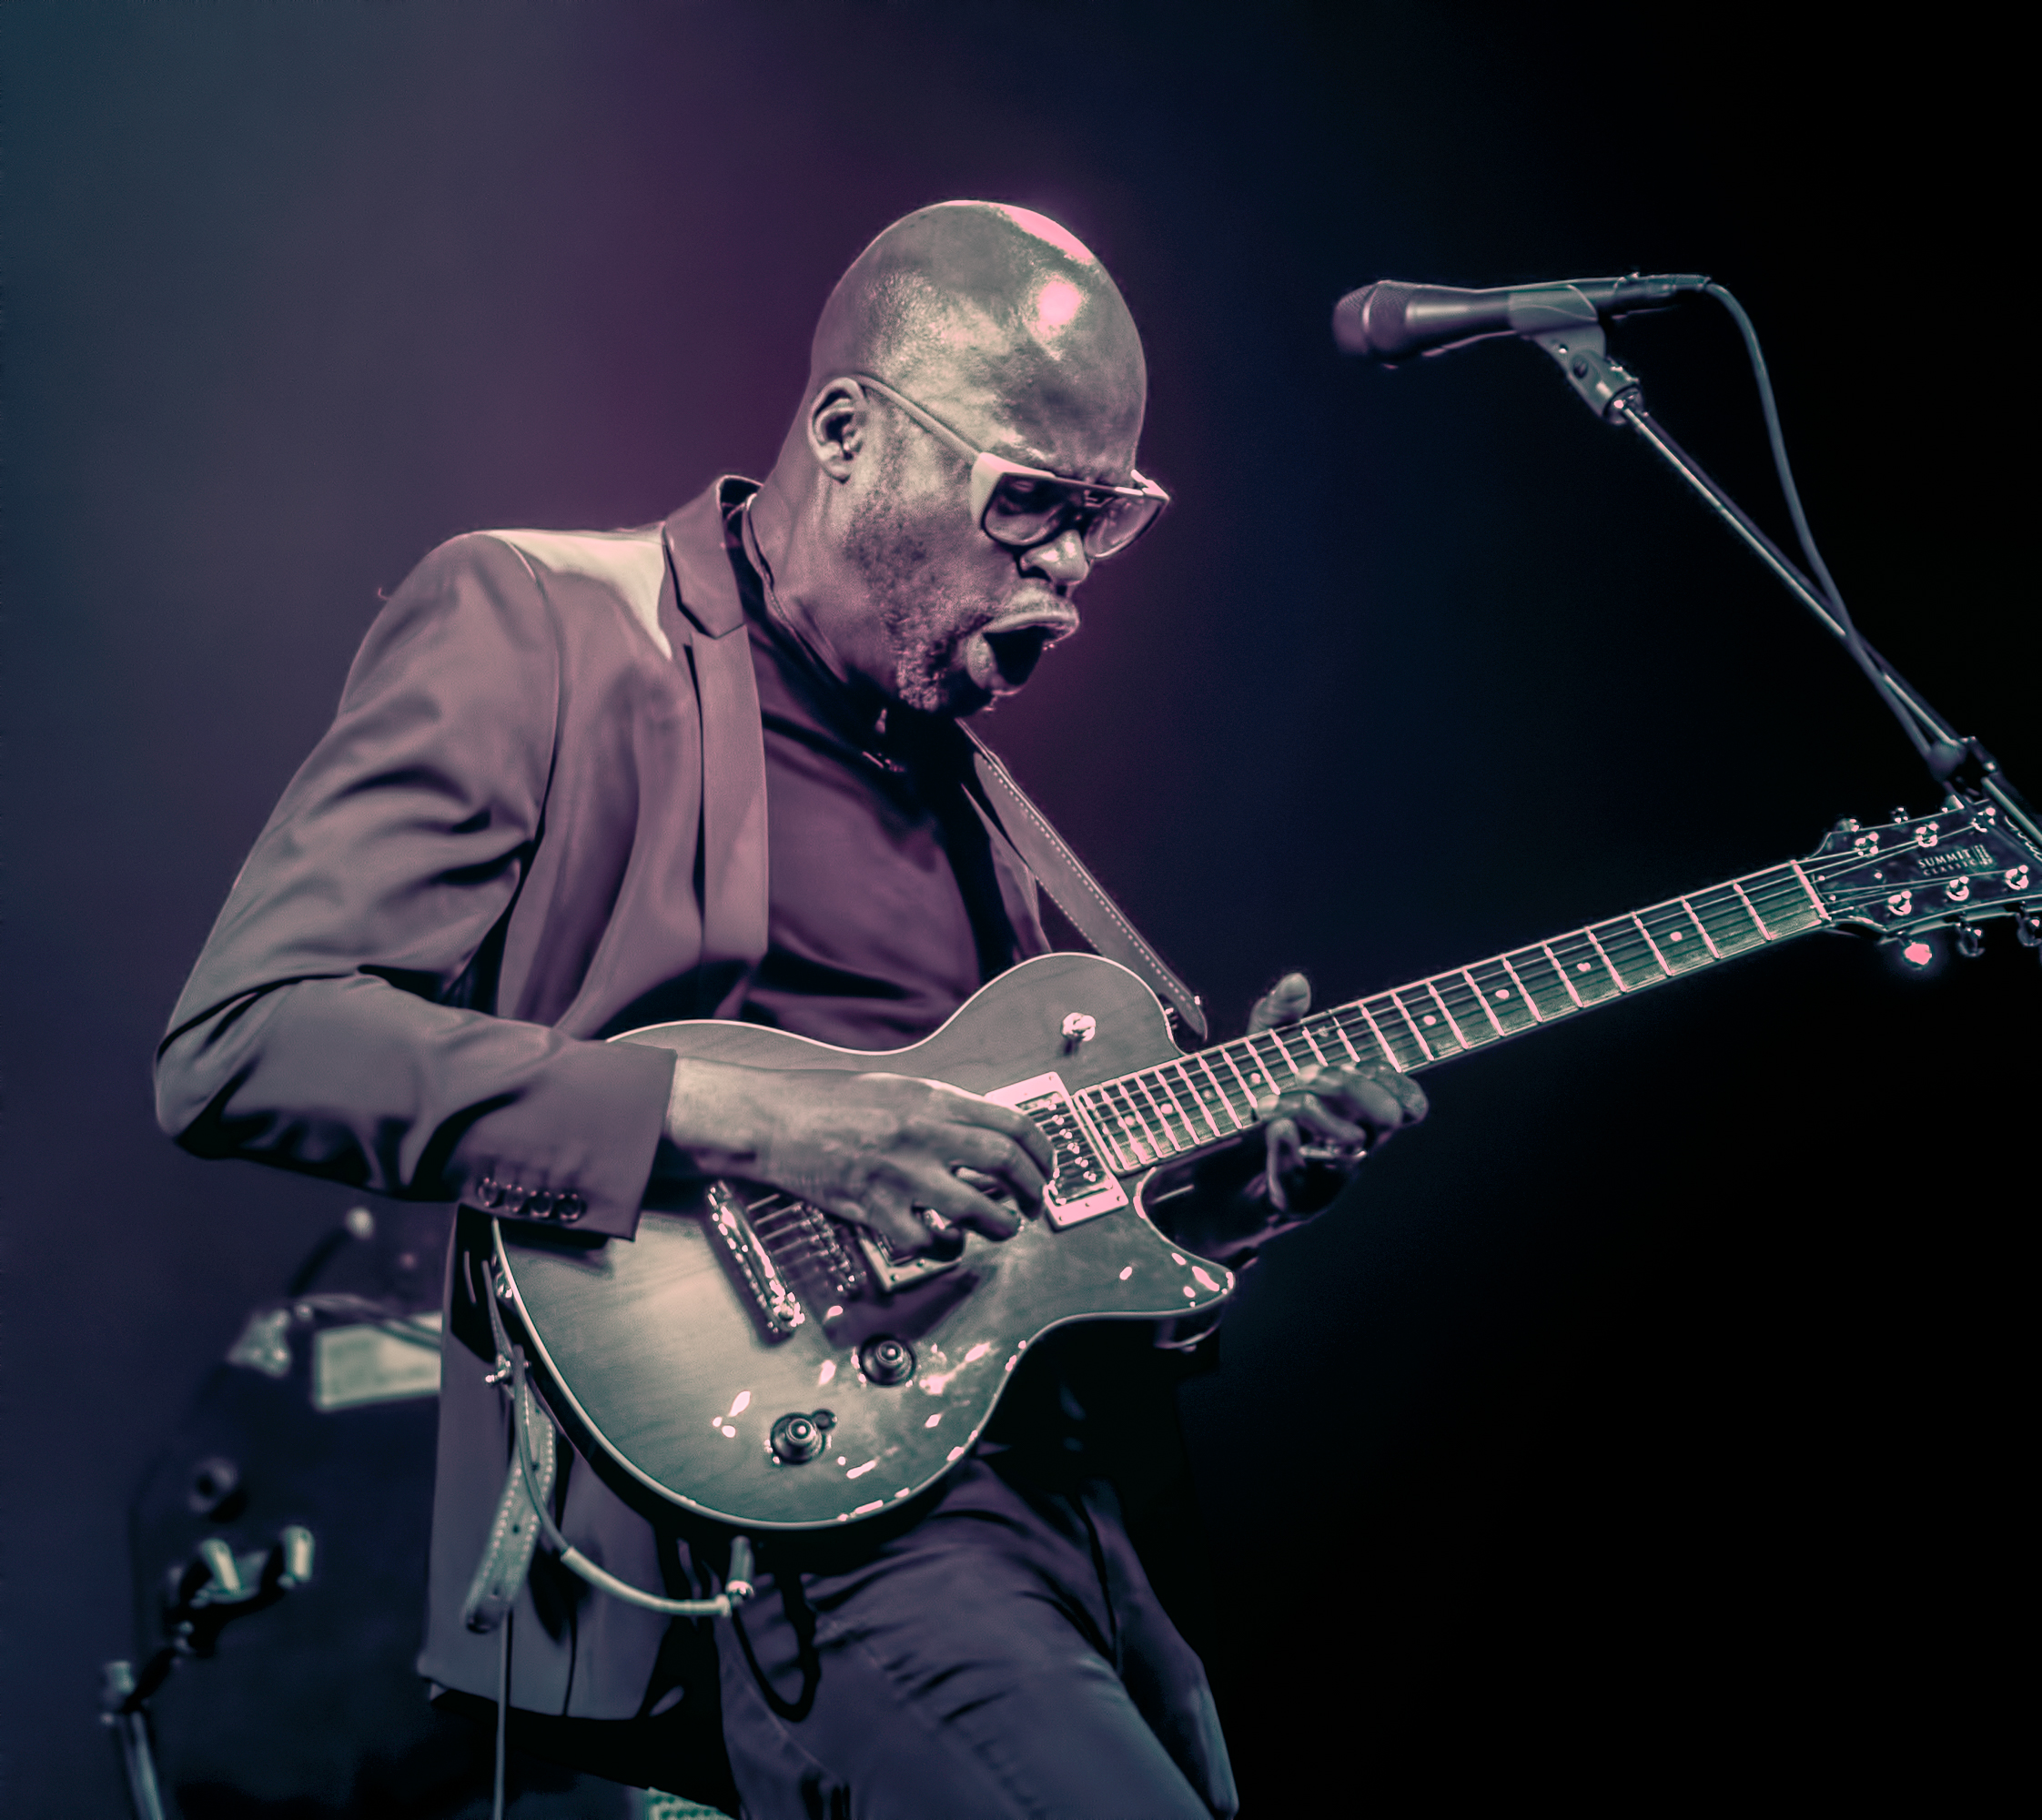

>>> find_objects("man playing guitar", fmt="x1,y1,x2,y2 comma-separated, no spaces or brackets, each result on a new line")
157,201,1425,1817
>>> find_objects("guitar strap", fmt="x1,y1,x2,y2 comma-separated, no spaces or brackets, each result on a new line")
963,728,1208,1044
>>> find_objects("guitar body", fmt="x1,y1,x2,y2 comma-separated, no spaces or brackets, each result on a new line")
496,952,1233,1531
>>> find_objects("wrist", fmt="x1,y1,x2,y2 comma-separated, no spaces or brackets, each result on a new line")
660,1057,778,1178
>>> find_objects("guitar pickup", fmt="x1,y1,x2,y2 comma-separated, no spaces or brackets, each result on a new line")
985,1074,1129,1228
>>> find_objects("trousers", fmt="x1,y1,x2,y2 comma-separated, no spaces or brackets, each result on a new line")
450,1451,1236,1820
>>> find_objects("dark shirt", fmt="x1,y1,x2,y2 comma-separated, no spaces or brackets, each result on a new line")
716,504,1207,1504
723,506,1021,1050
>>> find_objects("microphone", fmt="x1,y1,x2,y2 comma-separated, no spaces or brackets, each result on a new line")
1332,274,1710,363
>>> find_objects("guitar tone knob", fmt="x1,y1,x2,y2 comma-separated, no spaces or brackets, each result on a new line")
769,1413,826,1464
858,1336,915,1386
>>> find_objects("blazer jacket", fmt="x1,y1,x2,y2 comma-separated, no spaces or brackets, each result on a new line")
157,478,1049,1714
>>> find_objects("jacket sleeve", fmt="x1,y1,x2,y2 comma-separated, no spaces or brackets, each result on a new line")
154,533,673,1239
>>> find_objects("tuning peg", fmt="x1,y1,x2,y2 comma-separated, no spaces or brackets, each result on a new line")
1954,924,1986,960
2017,914,2041,949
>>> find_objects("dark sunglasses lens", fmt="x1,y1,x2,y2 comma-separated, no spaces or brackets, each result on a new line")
1081,493,1163,557
981,476,1070,547
983,476,1162,556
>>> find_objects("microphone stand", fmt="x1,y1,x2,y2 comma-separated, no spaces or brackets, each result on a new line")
1516,297,2039,852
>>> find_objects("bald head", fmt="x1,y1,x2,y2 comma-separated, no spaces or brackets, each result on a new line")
747,203,1154,717
807,201,1146,453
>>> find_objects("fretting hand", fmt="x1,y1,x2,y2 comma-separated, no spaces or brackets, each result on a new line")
1248,971,1429,1213
1157,972,1429,1263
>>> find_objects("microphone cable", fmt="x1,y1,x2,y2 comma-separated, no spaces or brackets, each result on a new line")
1700,283,1939,763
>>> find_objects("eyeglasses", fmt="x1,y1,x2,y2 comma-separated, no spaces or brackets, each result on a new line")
845,373,1168,559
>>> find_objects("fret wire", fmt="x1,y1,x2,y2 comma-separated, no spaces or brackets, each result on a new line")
1498,955,1547,1022
1242,1032,1289,1087
1762,862,1829,925
1192,1054,1250,1131
1260,1027,1306,1079
1746,873,1802,918
1130,1073,1188,1154
1081,1083,1137,1168
1582,927,1631,992
1461,966,1508,1036
1786,860,1832,922
1491,956,1543,1026
1086,1088,1146,1173
1692,886,1760,947
1232,1037,1272,1093
1730,879,1776,940
1511,948,1572,1016
1216,1044,1261,1109
1676,895,1724,958
1100,1080,1164,1163
1157,1066,1210,1145
1423,979,1473,1050
1388,992,1437,1062
1629,912,1675,977
1168,1060,1223,1141
1595,919,1656,966
1750,864,1806,903
1541,943,1587,1007
1295,1021,1330,1067
1640,906,1704,967
1321,1013,1363,1065
1353,1000,1406,1069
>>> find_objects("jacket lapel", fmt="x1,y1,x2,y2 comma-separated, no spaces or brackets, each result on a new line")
664,481,768,1009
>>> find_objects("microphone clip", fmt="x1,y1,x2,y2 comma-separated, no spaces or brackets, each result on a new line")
1515,288,1642,420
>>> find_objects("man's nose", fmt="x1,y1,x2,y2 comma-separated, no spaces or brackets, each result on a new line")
1019,526,1090,588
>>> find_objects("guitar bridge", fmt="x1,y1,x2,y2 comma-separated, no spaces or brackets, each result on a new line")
985,1073,1129,1228
704,1183,805,1339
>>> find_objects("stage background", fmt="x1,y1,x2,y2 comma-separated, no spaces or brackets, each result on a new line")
3,4,2028,1811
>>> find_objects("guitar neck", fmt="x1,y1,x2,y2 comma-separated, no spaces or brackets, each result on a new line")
1074,854,1835,1172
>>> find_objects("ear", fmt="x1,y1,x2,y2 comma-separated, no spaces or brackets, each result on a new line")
805,378,869,482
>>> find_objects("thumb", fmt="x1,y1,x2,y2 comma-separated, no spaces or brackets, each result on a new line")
1248,971,1311,1034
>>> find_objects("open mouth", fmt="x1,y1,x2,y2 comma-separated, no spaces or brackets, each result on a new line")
965,607,1077,696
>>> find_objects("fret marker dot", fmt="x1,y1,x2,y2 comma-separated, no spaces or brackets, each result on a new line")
1494,989,1510,999
1576,962,1592,973
1422,1014,1437,1026
1668,930,1683,942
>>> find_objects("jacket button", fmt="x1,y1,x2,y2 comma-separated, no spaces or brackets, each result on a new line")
525,1188,555,1219
500,1184,528,1215
556,1192,586,1223
476,1178,504,1210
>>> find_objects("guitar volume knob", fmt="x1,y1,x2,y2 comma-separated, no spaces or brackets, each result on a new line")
858,1336,915,1386
769,1413,826,1464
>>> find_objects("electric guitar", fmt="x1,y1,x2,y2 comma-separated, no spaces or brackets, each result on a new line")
494,801,2037,1531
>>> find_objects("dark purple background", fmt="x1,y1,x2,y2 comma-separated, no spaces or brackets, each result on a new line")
4,5,2029,1811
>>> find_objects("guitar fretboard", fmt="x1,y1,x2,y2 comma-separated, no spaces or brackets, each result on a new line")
1074,858,1833,1174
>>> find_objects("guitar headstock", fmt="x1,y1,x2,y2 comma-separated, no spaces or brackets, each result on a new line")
1807,798,2040,952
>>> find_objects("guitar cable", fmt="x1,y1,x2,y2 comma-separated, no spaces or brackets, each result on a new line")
480,1252,758,1623
471,1256,763,1820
